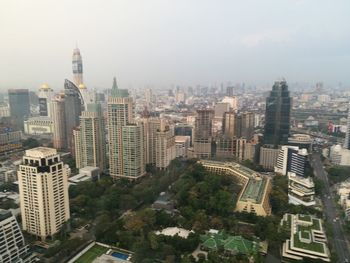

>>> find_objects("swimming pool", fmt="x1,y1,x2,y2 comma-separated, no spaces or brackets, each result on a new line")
111,251,129,260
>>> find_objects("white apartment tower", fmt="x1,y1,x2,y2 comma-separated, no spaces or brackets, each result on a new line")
344,102,350,150
0,210,36,263
74,103,106,171
18,147,70,240
155,119,176,169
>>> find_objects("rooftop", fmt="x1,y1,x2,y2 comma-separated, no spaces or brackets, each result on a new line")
240,177,267,203
25,147,57,158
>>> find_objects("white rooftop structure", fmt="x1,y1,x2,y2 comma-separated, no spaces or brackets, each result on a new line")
155,227,194,239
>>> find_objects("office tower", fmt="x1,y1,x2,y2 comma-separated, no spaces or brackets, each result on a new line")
223,111,236,137
72,47,83,86
38,83,54,117
156,120,176,169
121,125,145,179
108,77,145,179
194,109,214,158
50,93,67,149
0,210,36,263
264,80,292,146
64,79,83,151
8,89,30,130
145,88,153,108
216,137,236,158
74,103,106,170
275,146,308,177
236,112,255,139
18,147,70,240
344,103,350,150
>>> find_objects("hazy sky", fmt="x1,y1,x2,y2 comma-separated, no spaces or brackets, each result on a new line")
1,0,350,91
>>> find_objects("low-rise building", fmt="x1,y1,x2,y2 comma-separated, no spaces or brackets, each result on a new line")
288,172,315,206
280,214,330,262
338,180,350,219
259,146,279,171
0,128,22,156
199,160,272,216
23,116,53,135
175,136,190,158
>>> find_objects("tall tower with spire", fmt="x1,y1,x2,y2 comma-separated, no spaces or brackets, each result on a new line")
107,77,145,179
72,47,83,86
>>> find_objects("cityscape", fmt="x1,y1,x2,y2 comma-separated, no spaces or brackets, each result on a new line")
1,1,350,263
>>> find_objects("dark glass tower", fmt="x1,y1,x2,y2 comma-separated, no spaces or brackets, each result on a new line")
8,89,30,130
264,80,291,146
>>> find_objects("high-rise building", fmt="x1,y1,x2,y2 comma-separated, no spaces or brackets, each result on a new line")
72,47,83,87
18,147,70,240
344,103,350,150
275,146,307,177
38,83,54,117
235,112,255,139
64,79,83,151
194,109,214,159
0,210,36,263
214,102,230,118
50,93,67,149
74,103,106,171
121,124,146,179
138,116,161,165
156,120,176,169
223,111,236,138
264,80,291,146
108,78,145,179
8,89,30,130
174,123,193,146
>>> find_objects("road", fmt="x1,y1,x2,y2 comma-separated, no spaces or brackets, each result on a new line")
311,153,350,263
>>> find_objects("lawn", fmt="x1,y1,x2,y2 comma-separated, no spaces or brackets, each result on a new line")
74,244,108,263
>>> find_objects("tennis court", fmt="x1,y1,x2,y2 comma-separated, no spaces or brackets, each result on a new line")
74,244,108,263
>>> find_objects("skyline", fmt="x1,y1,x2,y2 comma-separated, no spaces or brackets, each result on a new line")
1,0,350,91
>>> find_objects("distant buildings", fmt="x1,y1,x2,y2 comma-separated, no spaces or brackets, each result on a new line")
0,209,36,263
8,89,30,130
344,102,350,150
280,214,330,262
18,147,70,240
263,80,291,146
0,127,22,157
51,93,67,149
72,47,84,87
24,116,53,135
199,160,271,217
38,83,54,117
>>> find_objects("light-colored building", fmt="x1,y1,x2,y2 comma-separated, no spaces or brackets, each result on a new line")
330,145,350,166
18,147,70,240
338,180,350,219
138,117,161,165
0,105,10,118
280,214,330,262
222,96,238,111
0,209,36,263
214,102,230,118
344,102,350,150
38,83,54,117
175,136,190,158
156,120,176,169
199,160,271,217
259,146,279,170
121,124,146,179
68,166,100,186
107,78,135,179
50,93,67,149
24,116,53,135
275,146,307,177
288,172,315,206
74,103,106,171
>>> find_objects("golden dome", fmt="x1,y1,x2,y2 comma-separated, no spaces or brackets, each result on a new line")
40,83,49,89
78,83,87,89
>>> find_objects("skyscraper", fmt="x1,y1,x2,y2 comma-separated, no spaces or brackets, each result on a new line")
155,119,176,169
344,103,350,150
108,77,145,179
50,93,67,149
72,47,83,87
74,103,106,170
264,80,291,146
18,147,70,240
8,89,30,130
38,83,54,117
194,109,214,158
0,210,36,262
